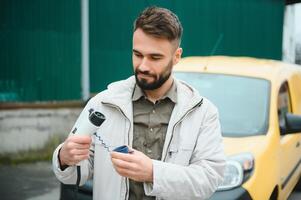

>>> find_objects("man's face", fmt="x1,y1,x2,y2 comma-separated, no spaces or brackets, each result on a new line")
132,28,182,90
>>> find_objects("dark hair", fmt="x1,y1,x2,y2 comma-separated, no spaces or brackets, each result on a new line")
134,6,183,46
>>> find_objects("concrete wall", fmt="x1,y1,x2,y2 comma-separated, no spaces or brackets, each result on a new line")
283,4,296,63
0,108,81,154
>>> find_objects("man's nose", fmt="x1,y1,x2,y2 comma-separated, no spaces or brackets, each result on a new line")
139,57,150,71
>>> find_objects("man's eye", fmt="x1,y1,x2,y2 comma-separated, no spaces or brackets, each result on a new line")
134,53,142,58
151,56,161,60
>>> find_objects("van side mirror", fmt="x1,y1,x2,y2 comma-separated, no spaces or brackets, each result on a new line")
282,113,301,134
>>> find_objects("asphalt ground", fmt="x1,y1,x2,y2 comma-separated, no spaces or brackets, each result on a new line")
0,161,60,200
0,161,300,200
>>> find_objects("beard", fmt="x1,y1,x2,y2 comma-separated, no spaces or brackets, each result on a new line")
134,60,173,90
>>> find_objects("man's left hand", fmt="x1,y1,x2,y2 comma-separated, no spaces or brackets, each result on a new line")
110,148,153,182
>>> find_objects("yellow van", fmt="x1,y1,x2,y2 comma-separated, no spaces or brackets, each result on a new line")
174,56,301,200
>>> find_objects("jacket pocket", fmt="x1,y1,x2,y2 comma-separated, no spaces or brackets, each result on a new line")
167,145,193,166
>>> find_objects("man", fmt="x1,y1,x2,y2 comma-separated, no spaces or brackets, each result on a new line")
53,6,225,200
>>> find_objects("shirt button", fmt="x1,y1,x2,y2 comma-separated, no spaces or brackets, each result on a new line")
147,149,152,153
152,109,155,113
150,128,153,132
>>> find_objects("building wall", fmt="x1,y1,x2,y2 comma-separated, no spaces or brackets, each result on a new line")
90,0,285,92
0,108,81,154
0,0,81,102
0,0,285,102
282,4,296,63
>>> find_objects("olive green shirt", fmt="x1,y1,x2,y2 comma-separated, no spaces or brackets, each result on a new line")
129,82,177,200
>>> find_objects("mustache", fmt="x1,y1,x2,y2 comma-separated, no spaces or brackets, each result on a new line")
135,69,156,77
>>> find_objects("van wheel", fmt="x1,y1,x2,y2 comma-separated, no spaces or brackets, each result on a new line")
269,186,278,200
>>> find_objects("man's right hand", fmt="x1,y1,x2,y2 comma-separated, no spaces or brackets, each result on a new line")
59,135,92,167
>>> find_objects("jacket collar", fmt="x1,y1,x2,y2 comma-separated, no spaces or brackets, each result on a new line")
101,76,136,120
101,75,203,159
132,80,177,103
101,75,203,122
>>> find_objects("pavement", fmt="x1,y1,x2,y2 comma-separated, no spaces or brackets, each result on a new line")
0,161,60,200
289,192,301,200
0,161,300,200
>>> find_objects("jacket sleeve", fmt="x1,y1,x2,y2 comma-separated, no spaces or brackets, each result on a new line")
52,98,97,186
144,104,226,200
52,142,95,186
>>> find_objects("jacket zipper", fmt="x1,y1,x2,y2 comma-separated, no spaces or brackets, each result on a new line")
103,98,203,200
101,102,131,200
163,98,203,161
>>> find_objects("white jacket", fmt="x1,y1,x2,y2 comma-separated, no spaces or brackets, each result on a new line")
53,76,226,200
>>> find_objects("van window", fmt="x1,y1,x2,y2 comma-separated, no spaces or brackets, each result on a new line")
278,82,292,134
175,72,270,137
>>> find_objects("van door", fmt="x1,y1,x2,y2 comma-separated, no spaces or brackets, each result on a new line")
279,81,301,199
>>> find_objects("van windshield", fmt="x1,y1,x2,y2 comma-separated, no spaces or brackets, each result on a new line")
174,72,270,137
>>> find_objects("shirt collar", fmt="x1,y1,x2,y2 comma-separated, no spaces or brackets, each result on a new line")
132,81,177,103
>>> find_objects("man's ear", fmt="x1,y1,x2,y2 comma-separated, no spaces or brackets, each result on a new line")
173,47,183,65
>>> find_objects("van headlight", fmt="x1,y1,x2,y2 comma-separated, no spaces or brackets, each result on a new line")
217,153,254,191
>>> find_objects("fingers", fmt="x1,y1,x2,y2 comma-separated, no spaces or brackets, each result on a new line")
113,166,135,179
70,148,90,156
59,135,92,166
64,155,89,166
111,157,136,170
110,151,137,177
60,147,90,166
65,141,90,150
110,151,136,163
67,135,92,144
111,157,138,181
128,147,135,153
72,154,89,164
110,148,153,182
